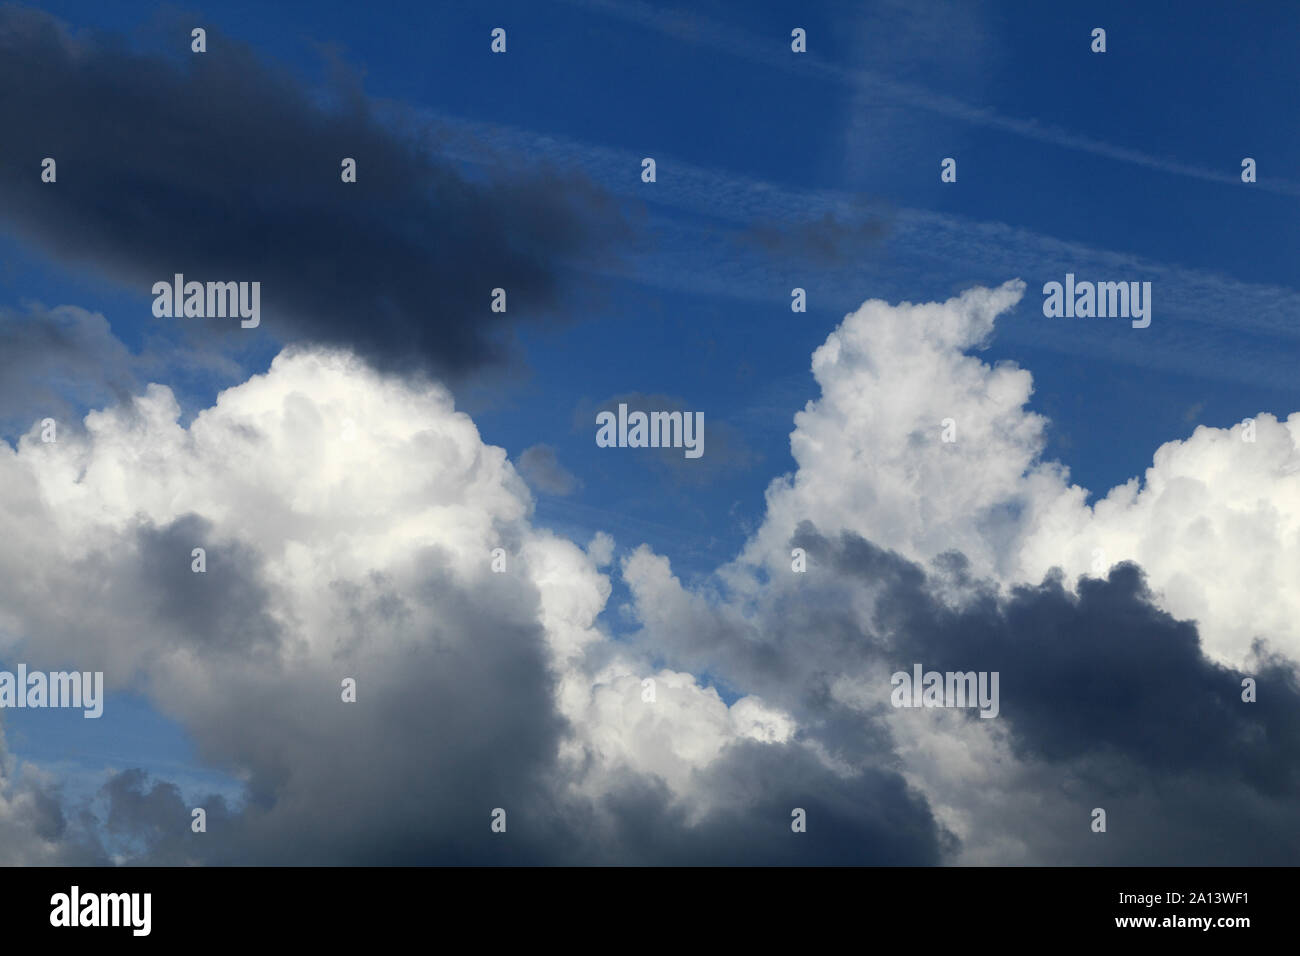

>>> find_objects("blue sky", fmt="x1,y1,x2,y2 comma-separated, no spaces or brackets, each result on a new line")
10,0,1298,563
2,0,1298,861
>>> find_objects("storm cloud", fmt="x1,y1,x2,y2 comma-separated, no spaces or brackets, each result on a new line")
0,6,627,379
623,521,1300,864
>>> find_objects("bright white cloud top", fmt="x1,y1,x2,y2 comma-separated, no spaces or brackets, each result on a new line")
0,283,1296,864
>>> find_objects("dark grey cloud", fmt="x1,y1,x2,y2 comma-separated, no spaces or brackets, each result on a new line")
25,535,946,865
48,517,1297,866
740,203,891,268
131,514,283,659
16,511,1297,865
101,769,234,866
560,742,948,865
0,305,137,436
0,728,109,864
800,529,1300,797
24,513,289,681
601,520,1300,863
0,7,628,379
517,444,580,496
86,562,573,865
768,526,1300,863
92,742,947,866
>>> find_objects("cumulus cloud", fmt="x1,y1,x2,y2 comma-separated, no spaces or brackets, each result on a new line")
617,281,1300,863
0,346,935,863
3,278,1296,865
620,519,1300,864
1018,414,1300,667
0,305,137,436
728,280,1300,669
0,733,106,864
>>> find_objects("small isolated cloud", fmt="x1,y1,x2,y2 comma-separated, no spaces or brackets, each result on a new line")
586,531,615,568
741,203,891,268
517,444,580,496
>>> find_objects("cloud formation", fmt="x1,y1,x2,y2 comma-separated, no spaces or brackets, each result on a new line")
1,278,1296,865
618,281,1300,863
0,347,938,864
728,280,1300,669
517,444,581,496
0,305,137,435
0,7,626,379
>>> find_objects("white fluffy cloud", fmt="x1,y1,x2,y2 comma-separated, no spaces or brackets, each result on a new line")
1019,412,1300,666
620,280,1300,864
724,280,1300,669
3,280,1296,864
0,346,795,861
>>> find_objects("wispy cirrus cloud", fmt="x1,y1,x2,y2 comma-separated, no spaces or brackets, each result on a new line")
560,0,1300,196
